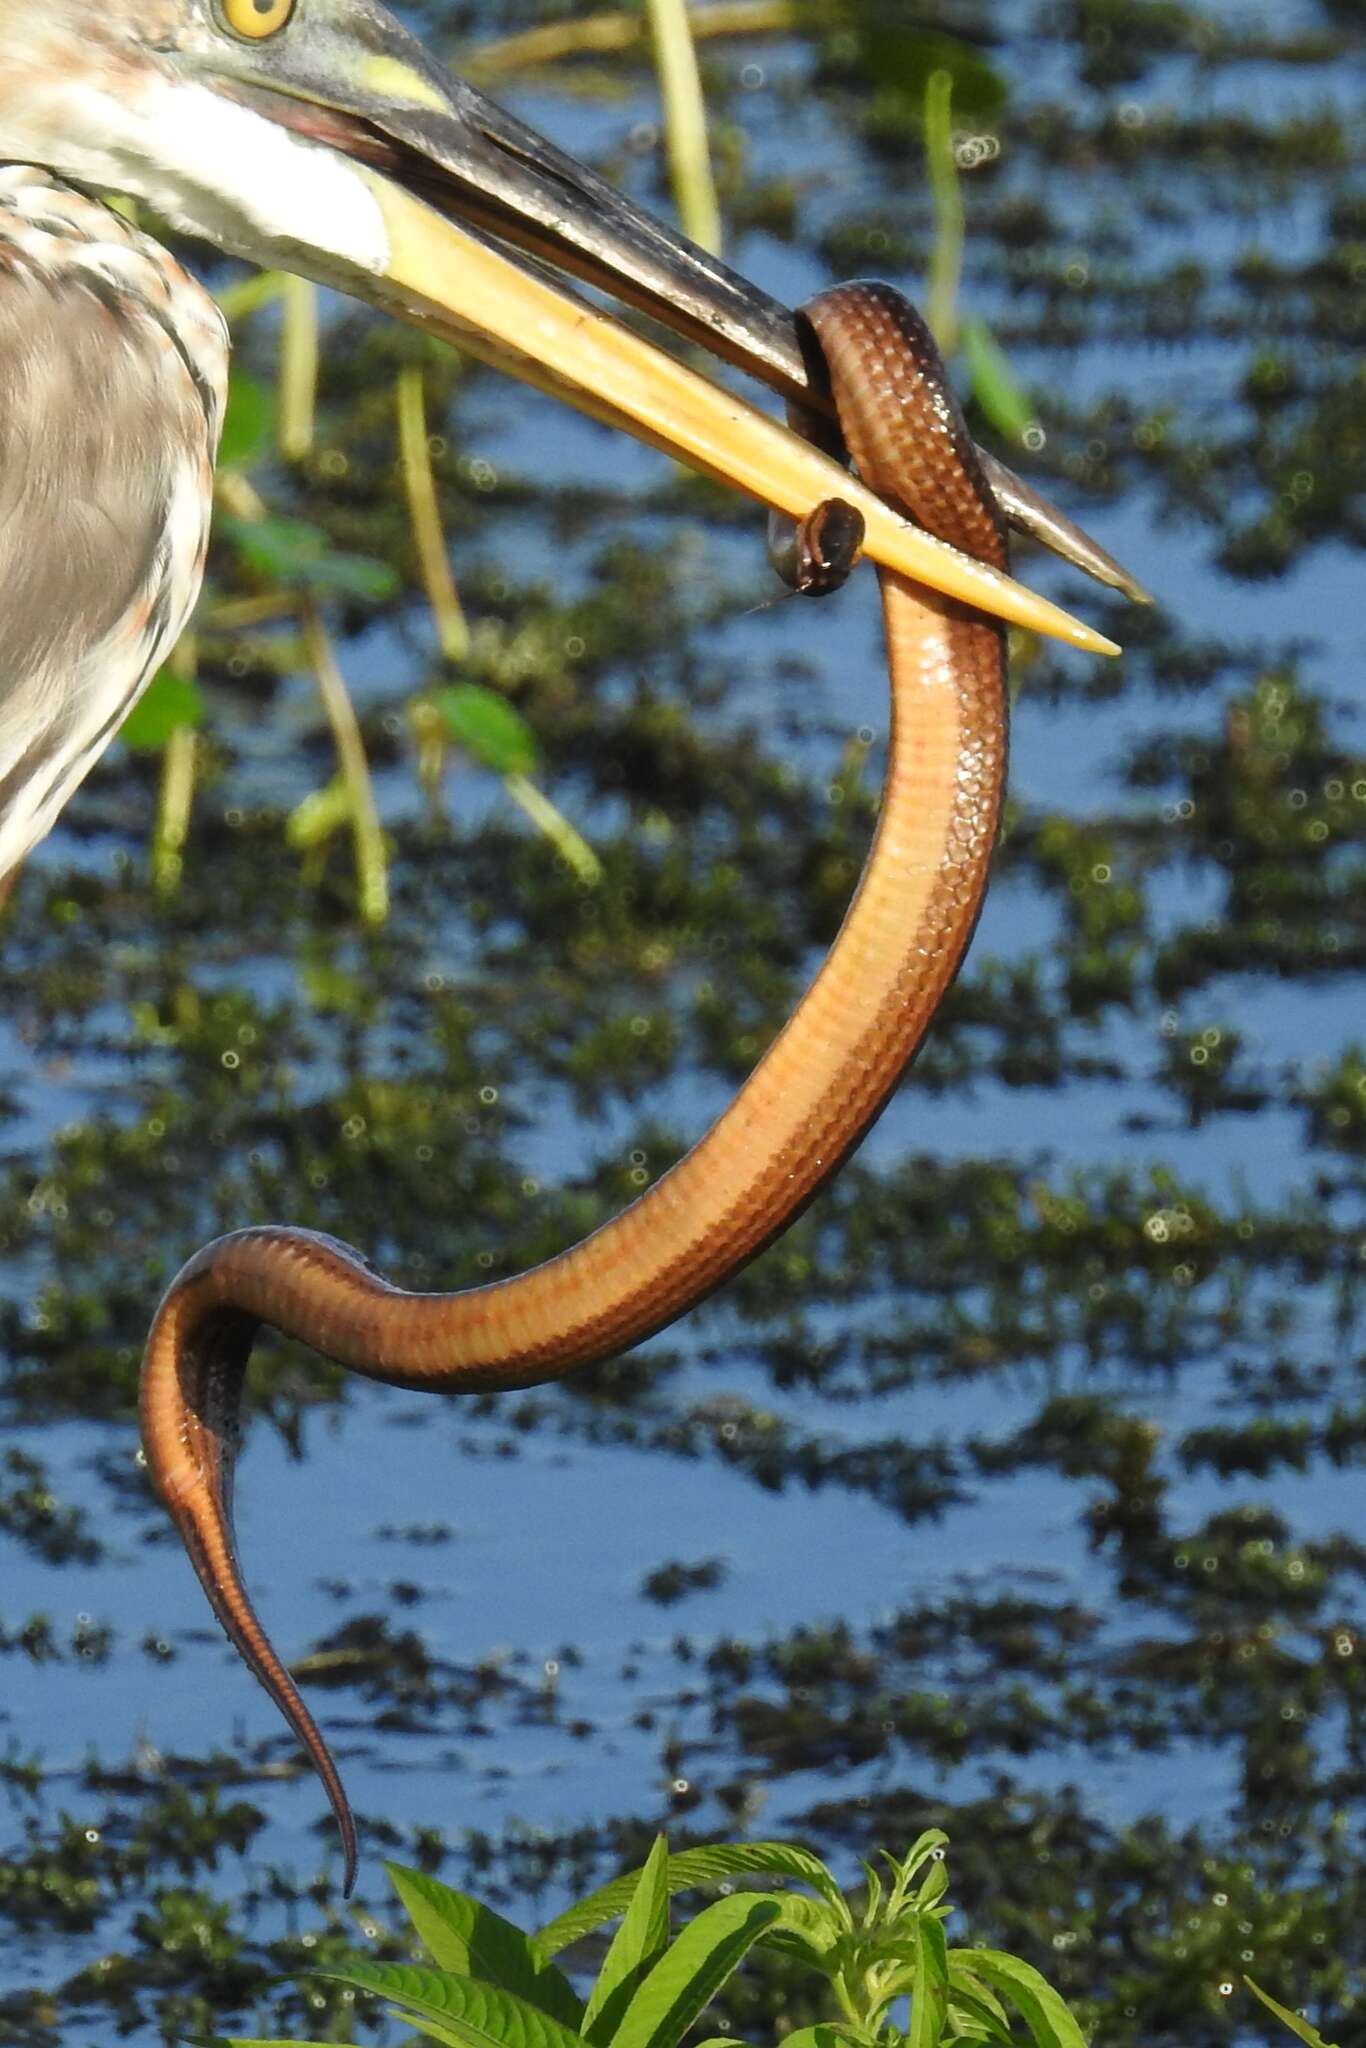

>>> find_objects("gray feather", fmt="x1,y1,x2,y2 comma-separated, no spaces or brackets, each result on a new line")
0,168,227,874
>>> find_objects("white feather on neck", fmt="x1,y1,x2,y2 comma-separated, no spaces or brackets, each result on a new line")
1,67,390,285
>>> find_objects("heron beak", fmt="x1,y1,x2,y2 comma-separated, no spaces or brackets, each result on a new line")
365,185,1126,652
212,5,1128,654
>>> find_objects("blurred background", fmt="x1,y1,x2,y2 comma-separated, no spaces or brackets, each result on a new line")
0,0,1360,2040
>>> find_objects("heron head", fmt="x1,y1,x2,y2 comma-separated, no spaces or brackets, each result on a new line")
0,0,1131,646
1,0,782,360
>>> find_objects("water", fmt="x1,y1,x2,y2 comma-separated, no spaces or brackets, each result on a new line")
0,0,1361,2041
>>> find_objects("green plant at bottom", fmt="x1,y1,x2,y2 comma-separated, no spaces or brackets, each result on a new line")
1243,1978,1339,2048
206,1832,1091,2048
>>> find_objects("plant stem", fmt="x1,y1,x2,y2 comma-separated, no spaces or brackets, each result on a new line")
214,270,287,323
504,773,602,886
150,634,199,898
465,1,791,80
214,470,269,523
279,273,318,461
298,598,389,924
397,365,471,663
645,0,723,253
152,730,196,899
924,68,963,356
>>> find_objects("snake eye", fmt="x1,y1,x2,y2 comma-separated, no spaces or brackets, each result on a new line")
220,0,295,39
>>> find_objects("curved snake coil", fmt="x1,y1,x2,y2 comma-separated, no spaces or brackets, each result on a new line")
140,282,1011,1895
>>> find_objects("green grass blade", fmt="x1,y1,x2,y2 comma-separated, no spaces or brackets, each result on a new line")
608,1895,781,2048
386,1864,584,2027
583,1835,671,2043
535,1843,841,1956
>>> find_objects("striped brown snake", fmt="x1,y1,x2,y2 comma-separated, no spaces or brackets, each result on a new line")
140,282,1010,1894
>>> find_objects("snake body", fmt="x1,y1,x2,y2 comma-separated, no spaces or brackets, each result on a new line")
139,282,1010,1894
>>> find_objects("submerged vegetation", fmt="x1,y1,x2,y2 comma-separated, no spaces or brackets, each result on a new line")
0,0,1360,2042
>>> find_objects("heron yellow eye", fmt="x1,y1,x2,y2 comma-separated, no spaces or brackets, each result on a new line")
220,0,295,38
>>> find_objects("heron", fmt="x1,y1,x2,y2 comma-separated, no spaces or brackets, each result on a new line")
0,0,1142,882
0,0,1149,1891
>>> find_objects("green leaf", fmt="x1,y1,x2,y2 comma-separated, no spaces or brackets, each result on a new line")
120,669,204,751
217,370,276,469
898,1828,951,1873
222,514,399,600
536,1842,841,1956
948,1951,1088,2048
909,1914,950,2048
393,2015,472,2048
771,2029,849,2048
583,1836,670,2044
884,1829,951,1916
435,685,541,778
609,1895,782,2048
313,1962,589,2048
946,1970,1009,2030
1243,1978,1340,2048
944,1985,1014,2044
961,318,1037,446
386,1864,583,2028
755,1892,840,1969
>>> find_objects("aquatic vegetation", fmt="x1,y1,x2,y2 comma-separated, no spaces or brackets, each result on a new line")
0,0,1359,2042
223,1834,1089,2048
